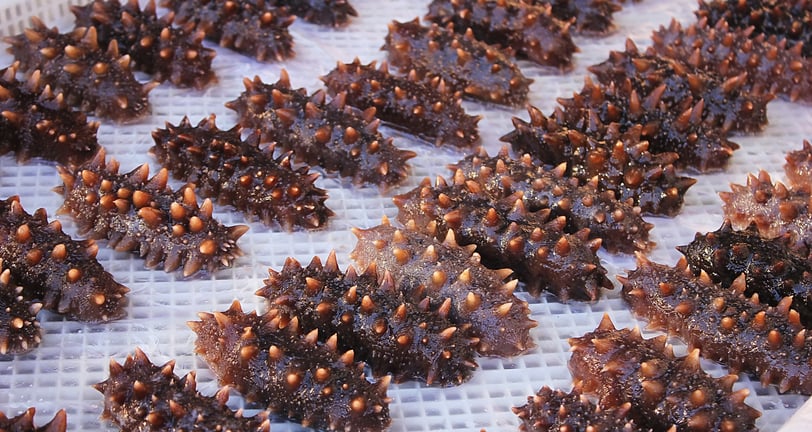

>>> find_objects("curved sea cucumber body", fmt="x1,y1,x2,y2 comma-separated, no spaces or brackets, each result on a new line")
150,115,333,231
272,0,357,26
55,149,248,277
189,300,392,432
512,386,642,432
0,269,42,356
0,408,67,432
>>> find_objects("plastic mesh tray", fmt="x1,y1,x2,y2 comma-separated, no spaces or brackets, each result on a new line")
0,0,810,430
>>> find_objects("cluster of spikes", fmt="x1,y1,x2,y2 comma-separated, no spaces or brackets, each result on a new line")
226,71,416,188
0,63,100,166
512,386,643,432
71,0,217,89
321,58,481,148
5,18,155,122
425,0,578,69
189,300,392,431
567,314,761,430
55,149,248,277
270,0,358,26
259,250,479,386
0,407,67,432
382,18,533,107
150,115,333,231
619,254,812,394
785,140,812,191
160,0,295,62
0,268,42,356
522,0,624,36
95,348,271,431
0,196,129,325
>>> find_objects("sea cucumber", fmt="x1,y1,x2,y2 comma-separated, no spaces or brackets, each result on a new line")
451,147,654,253
5,19,154,122
393,177,611,300
425,0,578,69
160,0,295,62
150,115,333,230
0,269,42,356
501,105,697,216
55,149,248,277
258,251,479,385
382,18,533,106
0,196,128,322
321,59,481,148
71,0,217,89
0,64,100,166
619,254,812,394
527,0,622,35
512,386,641,432
271,0,357,26
568,314,761,430
189,300,392,431
0,408,67,432
785,140,812,191
95,348,271,431
350,218,537,356
226,72,415,188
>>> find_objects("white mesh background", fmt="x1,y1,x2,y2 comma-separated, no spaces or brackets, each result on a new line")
0,0,811,430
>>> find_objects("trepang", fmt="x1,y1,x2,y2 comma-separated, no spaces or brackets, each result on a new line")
512,386,641,432
0,269,42,356
271,0,357,26
529,0,622,35
0,408,67,432
785,140,812,191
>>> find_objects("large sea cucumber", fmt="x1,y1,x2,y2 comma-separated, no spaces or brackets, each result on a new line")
55,149,248,277
0,269,42,356
393,177,611,300
0,408,67,432
258,251,479,386
382,18,533,107
271,0,357,26
785,140,812,191
619,255,812,394
350,218,537,356
189,300,392,431
512,386,642,432
226,72,415,188
0,196,128,322
71,0,217,89
150,115,333,230
5,19,154,122
425,0,578,69
569,314,761,430
321,59,481,148
95,348,271,431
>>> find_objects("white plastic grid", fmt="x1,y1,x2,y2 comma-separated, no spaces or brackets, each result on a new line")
0,0,810,430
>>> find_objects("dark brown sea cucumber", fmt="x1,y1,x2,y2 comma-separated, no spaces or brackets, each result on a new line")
425,0,578,69
382,18,533,107
0,269,42,356
568,314,761,430
271,0,357,26
55,149,248,277
189,300,392,431
71,0,217,89
0,64,100,166
321,59,481,148
150,115,333,231
785,140,812,191
526,0,622,36
512,386,642,432
0,408,67,432
350,218,537,356
619,255,812,394
226,72,415,188
95,348,271,432
0,196,128,323
258,251,479,386
4,19,154,122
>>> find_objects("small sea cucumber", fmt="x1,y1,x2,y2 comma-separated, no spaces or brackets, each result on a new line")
382,18,533,106
0,408,67,432
189,300,392,431
526,0,622,35
785,140,812,191
321,59,481,148
55,149,248,277
95,348,271,431
513,386,641,432
150,115,333,230
271,0,357,26
0,269,42,356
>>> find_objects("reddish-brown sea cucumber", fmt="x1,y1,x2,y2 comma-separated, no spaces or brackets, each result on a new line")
0,269,42,356
0,408,67,432
512,386,643,432
525,0,622,35
785,140,812,191
271,0,357,26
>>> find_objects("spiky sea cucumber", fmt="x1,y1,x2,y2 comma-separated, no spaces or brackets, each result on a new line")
160,0,295,62
526,0,622,35
0,269,42,356
350,218,537,356
650,18,812,103
55,149,248,277
382,19,533,107
0,196,128,322
71,0,217,89
258,251,479,386
271,0,357,26
786,140,812,191
0,408,67,432
425,0,578,69
619,255,812,394
5,19,154,122
512,386,642,432
321,59,481,148
95,348,271,432
189,300,392,431
0,64,100,166
568,314,761,430
451,148,654,253
150,115,333,231
226,72,415,188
